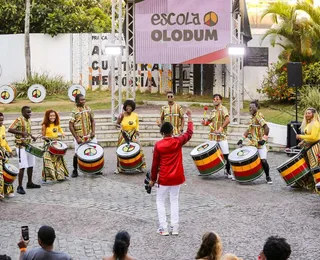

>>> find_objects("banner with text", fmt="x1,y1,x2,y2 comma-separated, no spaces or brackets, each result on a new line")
135,0,231,64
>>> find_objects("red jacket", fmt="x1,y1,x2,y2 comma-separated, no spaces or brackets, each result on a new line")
151,121,193,186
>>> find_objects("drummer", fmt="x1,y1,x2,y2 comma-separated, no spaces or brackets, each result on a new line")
237,100,273,184
0,112,14,199
115,99,146,174
69,94,96,177
296,107,320,191
201,94,232,179
41,109,69,182
8,106,41,194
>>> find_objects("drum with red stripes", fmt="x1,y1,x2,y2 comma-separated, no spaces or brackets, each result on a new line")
311,167,320,187
190,141,225,176
77,143,104,174
229,146,264,182
277,152,310,186
48,141,68,156
3,163,19,185
116,142,143,172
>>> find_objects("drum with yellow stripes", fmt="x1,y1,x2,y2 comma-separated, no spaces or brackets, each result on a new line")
229,146,264,182
3,163,19,185
277,152,310,186
190,141,225,176
116,142,143,172
77,143,104,174
311,167,320,187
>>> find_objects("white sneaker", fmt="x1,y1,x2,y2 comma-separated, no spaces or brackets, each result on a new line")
7,193,14,198
157,227,169,236
171,226,179,236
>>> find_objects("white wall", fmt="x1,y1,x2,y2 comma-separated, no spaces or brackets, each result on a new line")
243,29,283,100
0,34,71,86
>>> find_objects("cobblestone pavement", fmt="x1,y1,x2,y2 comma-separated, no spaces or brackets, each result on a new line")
1,147,319,260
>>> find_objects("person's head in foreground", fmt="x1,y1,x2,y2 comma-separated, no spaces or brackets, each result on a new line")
259,236,291,260
195,231,223,260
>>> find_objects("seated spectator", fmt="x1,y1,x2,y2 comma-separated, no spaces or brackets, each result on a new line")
222,253,243,260
102,231,135,260
259,236,291,260
0,255,11,260
195,232,223,260
17,225,71,260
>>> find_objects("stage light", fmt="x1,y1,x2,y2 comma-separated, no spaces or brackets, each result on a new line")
227,44,246,56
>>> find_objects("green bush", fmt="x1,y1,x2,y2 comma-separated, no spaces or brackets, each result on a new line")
14,72,71,97
299,86,320,112
260,61,320,102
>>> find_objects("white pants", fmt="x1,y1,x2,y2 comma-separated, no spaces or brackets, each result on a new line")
258,145,268,159
156,185,180,229
217,140,229,154
16,148,35,169
74,138,97,153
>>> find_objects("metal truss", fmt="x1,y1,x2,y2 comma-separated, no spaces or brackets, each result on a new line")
229,10,243,124
125,1,136,100
110,0,123,121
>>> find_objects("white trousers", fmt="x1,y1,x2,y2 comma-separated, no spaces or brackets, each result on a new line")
258,145,268,159
156,184,180,229
217,140,229,154
16,148,35,169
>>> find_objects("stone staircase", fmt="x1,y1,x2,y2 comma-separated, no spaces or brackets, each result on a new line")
3,114,285,152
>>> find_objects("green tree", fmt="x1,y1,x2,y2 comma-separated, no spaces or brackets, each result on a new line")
261,1,320,63
0,0,112,36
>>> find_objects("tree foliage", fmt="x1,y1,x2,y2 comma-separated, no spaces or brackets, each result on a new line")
0,0,112,36
261,1,320,63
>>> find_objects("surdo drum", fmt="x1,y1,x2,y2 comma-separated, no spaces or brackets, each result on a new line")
48,141,68,156
311,167,320,187
25,144,45,158
77,143,104,174
68,85,86,102
0,85,17,104
229,146,264,182
190,141,225,176
27,84,46,103
277,152,310,186
116,142,143,171
3,163,19,185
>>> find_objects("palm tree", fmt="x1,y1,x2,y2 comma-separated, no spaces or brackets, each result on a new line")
260,1,320,63
25,0,31,80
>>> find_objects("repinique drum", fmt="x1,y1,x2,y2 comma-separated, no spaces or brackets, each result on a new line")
48,141,68,156
190,141,225,176
116,142,143,171
277,152,310,186
3,163,19,185
229,146,264,182
25,144,45,158
77,143,104,174
310,167,320,186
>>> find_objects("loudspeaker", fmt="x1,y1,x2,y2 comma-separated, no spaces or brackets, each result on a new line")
287,62,302,87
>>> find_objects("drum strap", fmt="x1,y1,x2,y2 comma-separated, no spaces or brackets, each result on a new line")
18,148,21,163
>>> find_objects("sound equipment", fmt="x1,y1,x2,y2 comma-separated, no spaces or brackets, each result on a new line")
287,62,302,87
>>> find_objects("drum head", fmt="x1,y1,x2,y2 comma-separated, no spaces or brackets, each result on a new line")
68,85,86,102
77,143,103,161
27,84,46,103
4,163,19,175
190,141,217,156
229,146,258,163
51,141,67,150
117,142,140,158
0,85,15,104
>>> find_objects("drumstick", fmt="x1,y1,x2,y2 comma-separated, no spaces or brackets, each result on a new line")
290,124,298,135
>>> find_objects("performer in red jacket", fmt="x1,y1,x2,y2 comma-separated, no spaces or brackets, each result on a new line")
150,109,193,236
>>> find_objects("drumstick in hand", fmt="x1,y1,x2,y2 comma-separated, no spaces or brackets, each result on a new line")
290,124,298,135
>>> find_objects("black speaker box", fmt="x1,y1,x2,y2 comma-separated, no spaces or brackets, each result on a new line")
287,62,302,87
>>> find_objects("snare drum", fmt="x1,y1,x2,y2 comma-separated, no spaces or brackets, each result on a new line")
116,142,143,171
25,144,45,158
229,146,264,182
190,141,225,176
277,152,310,186
3,163,19,185
311,167,320,186
48,141,68,156
77,143,104,174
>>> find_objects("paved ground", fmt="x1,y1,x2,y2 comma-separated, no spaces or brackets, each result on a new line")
1,147,320,260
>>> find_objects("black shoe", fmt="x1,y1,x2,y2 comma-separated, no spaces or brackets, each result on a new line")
95,172,103,175
290,183,301,189
266,176,273,184
71,170,78,178
17,186,26,194
26,183,41,189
